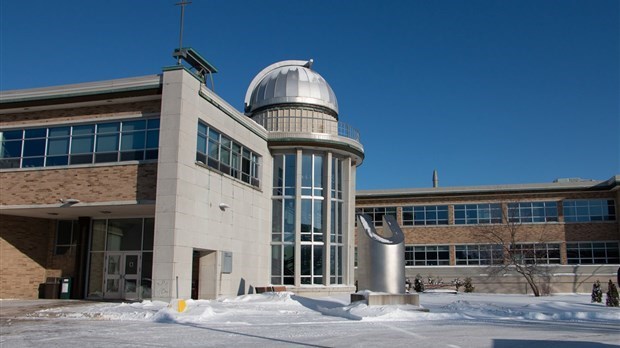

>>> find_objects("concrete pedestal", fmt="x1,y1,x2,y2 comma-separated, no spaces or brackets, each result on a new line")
351,292,424,307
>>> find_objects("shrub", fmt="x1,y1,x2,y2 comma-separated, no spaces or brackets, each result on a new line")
452,278,464,292
414,274,425,292
591,280,602,303
606,280,619,307
463,277,475,293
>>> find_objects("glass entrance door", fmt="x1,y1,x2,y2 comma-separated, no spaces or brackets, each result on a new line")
104,252,141,300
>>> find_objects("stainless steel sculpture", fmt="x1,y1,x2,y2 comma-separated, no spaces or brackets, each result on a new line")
356,214,405,294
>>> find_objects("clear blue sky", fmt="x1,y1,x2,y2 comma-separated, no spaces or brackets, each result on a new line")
1,0,618,190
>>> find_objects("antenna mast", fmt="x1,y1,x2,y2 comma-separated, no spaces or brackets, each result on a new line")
176,1,192,65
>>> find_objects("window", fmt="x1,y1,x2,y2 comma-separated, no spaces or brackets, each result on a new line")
402,205,448,226
196,120,261,188
0,118,159,169
358,206,397,226
330,157,344,284
271,154,296,285
507,201,558,223
511,243,560,264
454,203,502,225
455,244,504,265
55,220,77,255
300,153,325,285
563,199,616,222
405,245,450,266
566,242,619,264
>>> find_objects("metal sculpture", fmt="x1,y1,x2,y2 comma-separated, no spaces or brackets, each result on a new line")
356,214,405,294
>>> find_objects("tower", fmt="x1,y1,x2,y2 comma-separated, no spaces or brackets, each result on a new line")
245,60,364,294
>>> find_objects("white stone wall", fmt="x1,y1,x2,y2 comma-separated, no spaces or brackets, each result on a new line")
153,68,272,301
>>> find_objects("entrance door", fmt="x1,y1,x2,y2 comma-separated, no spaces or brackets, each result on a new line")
104,252,141,300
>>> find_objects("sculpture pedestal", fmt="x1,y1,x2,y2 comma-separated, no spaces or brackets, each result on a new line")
350,292,423,307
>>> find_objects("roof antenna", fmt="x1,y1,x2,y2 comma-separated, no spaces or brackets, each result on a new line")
432,169,439,188
176,1,192,65
171,1,218,90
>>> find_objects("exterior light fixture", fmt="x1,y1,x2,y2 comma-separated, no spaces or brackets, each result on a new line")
219,203,230,211
59,198,80,205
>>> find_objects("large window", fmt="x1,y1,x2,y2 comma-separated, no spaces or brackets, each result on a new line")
300,153,324,285
454,203,502,225
507,201,558,223
455,244,504,265
271,154,296,285
358,206,397,226
563,199,616,222
511,243,560,264
0,118,159,169
405,245,450,266
402,205,449,226
196,121,261,187
566,242,619,264
330,157,344,284
271,152,346,286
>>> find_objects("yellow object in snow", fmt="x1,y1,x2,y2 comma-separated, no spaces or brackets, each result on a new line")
169,299,187,312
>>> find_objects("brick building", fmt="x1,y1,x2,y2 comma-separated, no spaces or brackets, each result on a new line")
1,53,363,300
1,51,617,299
357,177,619,294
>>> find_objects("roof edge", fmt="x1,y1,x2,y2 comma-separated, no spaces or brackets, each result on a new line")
0,75,163,104
357,175,620,198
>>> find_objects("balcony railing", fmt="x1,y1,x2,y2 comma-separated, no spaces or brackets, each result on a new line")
252,114,361,142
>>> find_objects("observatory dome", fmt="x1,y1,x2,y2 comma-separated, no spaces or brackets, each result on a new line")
244,60,338,116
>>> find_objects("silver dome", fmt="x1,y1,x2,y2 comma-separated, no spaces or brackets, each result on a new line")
244,60,338,115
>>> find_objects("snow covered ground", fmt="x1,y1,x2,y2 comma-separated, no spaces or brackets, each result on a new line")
1,292,619,347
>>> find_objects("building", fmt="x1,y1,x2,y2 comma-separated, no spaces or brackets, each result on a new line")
356,176,619,294
0,52,364,300
1,51,617,300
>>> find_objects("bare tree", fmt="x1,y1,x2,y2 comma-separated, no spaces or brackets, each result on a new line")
474,202,558,297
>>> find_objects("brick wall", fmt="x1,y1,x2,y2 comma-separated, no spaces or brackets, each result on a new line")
0,163,157,205
357,190,619,246
0,215,56,298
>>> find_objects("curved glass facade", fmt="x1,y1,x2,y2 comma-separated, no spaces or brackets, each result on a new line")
271,151,346,286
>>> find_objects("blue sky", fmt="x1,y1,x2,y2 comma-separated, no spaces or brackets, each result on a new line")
1,0,618,190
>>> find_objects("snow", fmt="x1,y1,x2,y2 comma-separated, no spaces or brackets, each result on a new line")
2,292,619,347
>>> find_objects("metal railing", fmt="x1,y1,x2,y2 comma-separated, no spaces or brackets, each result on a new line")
252,114,361,142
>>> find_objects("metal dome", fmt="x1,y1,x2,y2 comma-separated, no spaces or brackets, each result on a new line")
244,60,338,115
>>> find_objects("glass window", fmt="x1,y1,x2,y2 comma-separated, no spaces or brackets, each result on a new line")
284,154,296,195
106,219,143,251
567,241,619,264
358,206,397,226
0,130,23,168
507,201,558,223
196,121,261,187
455,244,504,265
511,243,561,264
55,220,77,255
47,137,69,155
454,203,502,225
402,205,449,226
405,245,450,266
563,199,616,222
